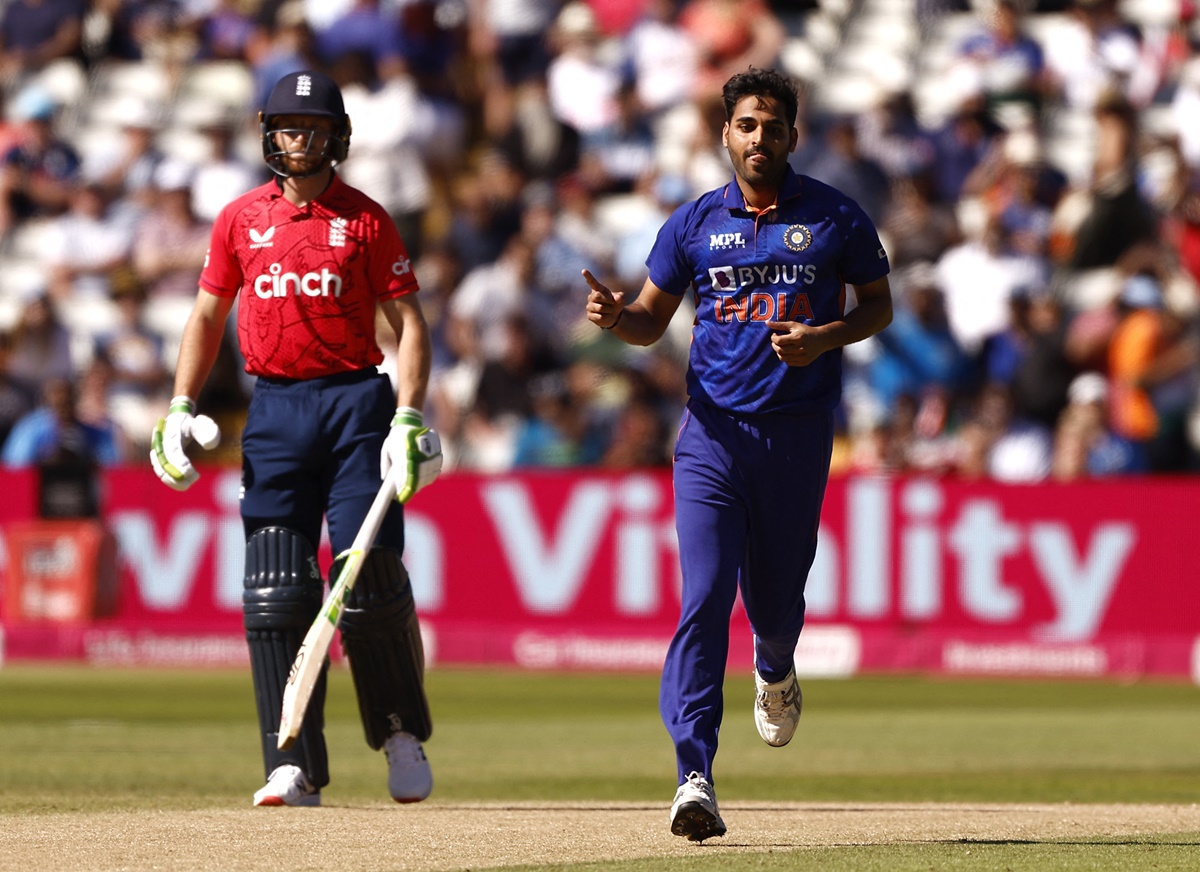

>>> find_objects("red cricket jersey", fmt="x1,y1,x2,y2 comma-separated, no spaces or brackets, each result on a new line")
199,175,419,379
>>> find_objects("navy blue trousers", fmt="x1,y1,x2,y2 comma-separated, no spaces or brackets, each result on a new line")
662,398,833,785
240,369,404,555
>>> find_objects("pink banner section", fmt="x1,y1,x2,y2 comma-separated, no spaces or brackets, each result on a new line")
1,468,1198,682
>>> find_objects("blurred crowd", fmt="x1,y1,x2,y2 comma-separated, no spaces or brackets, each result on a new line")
0,0,1199,483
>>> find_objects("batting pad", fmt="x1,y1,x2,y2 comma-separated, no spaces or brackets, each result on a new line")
338,548,433,747
243,526,330,787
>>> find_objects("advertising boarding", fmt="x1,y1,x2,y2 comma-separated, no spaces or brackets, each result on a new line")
0,468,1196,681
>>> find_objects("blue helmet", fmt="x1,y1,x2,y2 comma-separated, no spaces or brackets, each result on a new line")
259,70,351,178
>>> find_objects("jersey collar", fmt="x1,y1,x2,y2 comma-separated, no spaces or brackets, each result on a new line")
268,171,341,205
721,165,803,214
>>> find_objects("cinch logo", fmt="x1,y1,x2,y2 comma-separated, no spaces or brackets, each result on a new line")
715,291,813,323
254,263,344,298
708,263,817,292
296,75,312,96
329,217,347,247
249,226,275,249
391,255,412,276
709,232,746,250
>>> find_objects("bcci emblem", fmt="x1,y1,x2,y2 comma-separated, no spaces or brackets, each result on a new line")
784,224,812,252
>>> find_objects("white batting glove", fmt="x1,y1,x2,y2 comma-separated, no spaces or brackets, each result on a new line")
381,406,442,503
150,396,221,491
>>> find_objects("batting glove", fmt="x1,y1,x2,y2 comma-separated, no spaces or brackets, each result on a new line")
150,396,220,491
381,406,443,503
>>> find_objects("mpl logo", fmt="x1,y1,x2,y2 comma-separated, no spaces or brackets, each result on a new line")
254,263,344,298
249,226,275,249
709,232,746,250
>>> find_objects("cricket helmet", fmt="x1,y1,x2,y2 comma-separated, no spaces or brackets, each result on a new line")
259,70,352,178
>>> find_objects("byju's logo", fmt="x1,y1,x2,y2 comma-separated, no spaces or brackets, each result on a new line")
708,266,736,290
709,232,746,250
249,226,275,249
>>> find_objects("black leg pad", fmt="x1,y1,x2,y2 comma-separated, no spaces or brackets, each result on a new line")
338,547,433,747
243,527,329,787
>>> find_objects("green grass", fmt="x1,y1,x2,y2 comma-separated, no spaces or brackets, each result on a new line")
1,667,1198,869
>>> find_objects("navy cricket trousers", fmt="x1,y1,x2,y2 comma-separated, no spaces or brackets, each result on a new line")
240,368,405,557
662,398,834,785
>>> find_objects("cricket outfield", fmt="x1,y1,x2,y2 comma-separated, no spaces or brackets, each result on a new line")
0,667,1197,871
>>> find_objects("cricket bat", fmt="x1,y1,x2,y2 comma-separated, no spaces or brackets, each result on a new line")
277,471,400,750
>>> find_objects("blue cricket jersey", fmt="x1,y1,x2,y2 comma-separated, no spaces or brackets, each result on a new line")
646,167,890,414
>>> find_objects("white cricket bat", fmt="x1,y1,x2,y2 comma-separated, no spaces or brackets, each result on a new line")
277,472,400,750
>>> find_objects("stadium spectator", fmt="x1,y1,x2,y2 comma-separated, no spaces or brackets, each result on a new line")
1043,0,1142,110
1107,274,1200,470
546,2,623,137
619,0,699,118
510,370,606,467
467,0,559,138
42,179,136,303
854,87,936,183
935,202,1047,357
442,149,525,273
332,50,433,260
245,1,321,110
188,119,266,223
1,376,119,467
1052,90,1158,270
866,263,972,412
0,0,85,85
960,379,1054,481
1051,370,1145,478
579,80,658,195
677,0,787,96
132,159,211,299
186,0,259,62
0,85,80,236
493,76,581,182
926,86,1003,205
450,232,546,361
81,95,167,226
313,0,407,75
807,115,892,226
6,291,74,396
0,330,37,449
950,0,1048,122
880,173,961,270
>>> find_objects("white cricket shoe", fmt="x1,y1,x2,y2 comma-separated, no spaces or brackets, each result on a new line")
754,667,802,747
669,771,726,841
252,764,320,807
385,731,433,803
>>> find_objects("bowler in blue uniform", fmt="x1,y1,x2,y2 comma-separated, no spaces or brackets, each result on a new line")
584,68,893,841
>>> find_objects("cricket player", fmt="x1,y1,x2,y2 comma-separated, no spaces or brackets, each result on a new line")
151,70,442,807
584,68,893,840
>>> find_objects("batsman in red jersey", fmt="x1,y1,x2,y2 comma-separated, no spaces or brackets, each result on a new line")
151,70,441,807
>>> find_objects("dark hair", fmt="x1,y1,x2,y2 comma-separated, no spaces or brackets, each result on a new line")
722,68,800,130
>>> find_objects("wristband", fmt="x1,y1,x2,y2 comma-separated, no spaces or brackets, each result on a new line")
602,309,624,330
392,406,423,426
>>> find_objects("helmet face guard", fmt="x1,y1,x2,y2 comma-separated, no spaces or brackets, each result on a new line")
259,113,352,178
259,70,351,179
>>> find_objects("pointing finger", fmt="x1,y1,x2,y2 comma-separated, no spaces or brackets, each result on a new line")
582,269,615,300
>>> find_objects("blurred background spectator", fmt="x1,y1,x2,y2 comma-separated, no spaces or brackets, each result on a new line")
0,0,1197,478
